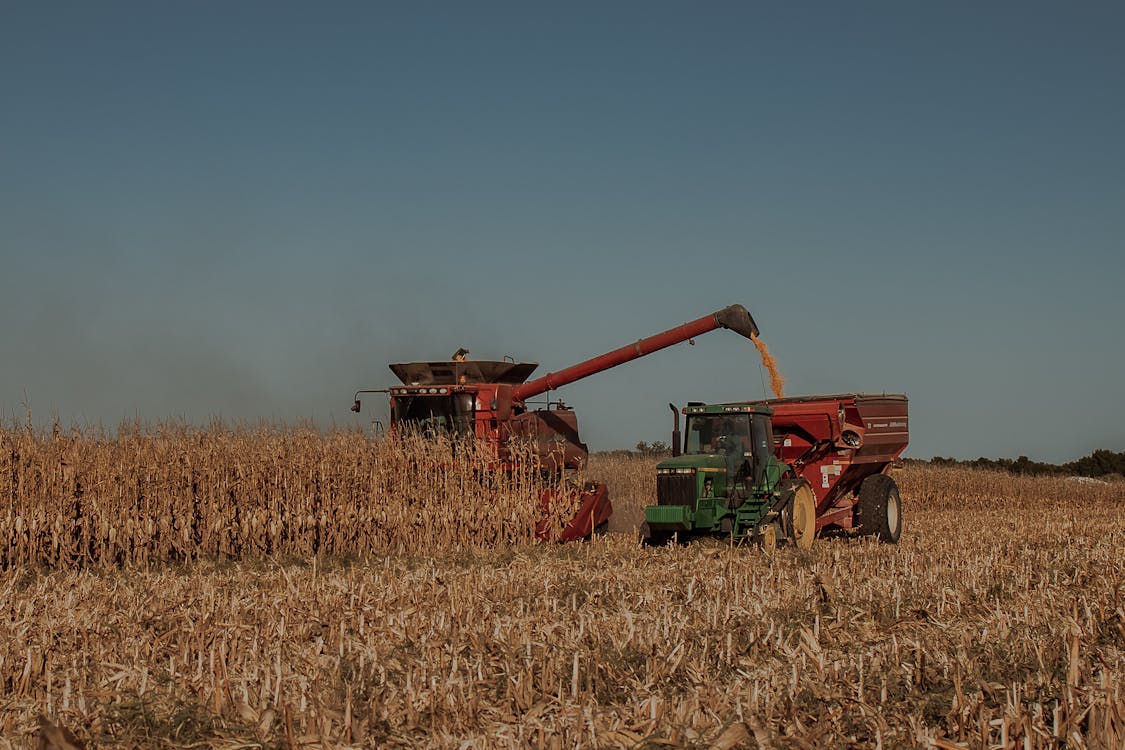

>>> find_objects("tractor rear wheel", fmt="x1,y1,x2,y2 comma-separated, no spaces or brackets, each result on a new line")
856,474,902,543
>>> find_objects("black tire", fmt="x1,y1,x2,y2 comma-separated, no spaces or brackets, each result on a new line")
856,474,902,543
639,522,671,547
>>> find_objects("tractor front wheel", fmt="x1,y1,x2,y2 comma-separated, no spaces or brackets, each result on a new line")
760,523,778,552
639,522,672,547
856,474,902,543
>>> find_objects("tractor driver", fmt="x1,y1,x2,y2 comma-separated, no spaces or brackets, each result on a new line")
711,417,747,451
712,416,750,480
710,417,731,452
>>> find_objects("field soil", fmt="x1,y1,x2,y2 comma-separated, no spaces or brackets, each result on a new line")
1,448,1122,748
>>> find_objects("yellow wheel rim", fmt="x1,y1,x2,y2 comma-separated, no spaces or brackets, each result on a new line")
791,484,816,550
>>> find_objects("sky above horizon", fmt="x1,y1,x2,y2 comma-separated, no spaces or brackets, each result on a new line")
2,2,1123,462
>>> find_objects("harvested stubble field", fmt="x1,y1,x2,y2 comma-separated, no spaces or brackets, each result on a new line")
1,425,1123,749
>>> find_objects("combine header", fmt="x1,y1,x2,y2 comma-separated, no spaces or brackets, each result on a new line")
352,304,761,541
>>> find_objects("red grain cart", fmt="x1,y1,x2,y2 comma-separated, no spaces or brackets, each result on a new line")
760,393,908,539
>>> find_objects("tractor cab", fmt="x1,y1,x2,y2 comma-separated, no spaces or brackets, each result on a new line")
682,407,775,486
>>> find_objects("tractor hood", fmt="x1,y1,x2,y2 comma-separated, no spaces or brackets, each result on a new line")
656,454,726,472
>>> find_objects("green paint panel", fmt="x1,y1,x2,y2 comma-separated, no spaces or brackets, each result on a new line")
645,505,692,529
681,403,774,415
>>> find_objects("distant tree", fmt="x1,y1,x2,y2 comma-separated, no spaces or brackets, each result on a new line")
634,441,671,458
1065,449,1125,477
924,449,1125,478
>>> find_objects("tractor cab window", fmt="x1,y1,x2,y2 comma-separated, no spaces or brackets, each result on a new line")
685,413,752,455
686,412,772,485
392,393,475,437
749,414,773,486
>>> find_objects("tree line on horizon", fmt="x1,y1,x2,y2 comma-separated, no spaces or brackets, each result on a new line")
615,444,1125,480
907,449,1125,479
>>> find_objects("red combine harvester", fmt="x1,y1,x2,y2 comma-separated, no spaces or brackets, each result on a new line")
351,304,761,540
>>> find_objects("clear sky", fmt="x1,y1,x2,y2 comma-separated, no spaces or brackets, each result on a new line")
2,2,1122,462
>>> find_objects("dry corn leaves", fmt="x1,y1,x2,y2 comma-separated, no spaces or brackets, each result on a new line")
0,435,1122,748
35,715,85,750
0,425,577,567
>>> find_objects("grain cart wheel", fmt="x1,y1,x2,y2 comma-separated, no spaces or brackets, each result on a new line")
789,482,817,550
856,474,902,543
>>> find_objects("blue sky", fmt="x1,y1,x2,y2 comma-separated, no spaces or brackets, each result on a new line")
2,2,1122,461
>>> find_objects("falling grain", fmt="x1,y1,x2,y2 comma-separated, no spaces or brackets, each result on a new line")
751,334,785,398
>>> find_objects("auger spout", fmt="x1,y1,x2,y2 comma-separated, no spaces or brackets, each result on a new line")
511,304,760,401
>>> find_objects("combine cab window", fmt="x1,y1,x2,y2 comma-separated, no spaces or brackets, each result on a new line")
392,394,475,437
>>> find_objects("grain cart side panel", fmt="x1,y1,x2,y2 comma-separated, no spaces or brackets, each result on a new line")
830,395,908,528
852,395,909,462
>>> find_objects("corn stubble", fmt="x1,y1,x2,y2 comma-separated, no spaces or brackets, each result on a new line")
1,426,1123,749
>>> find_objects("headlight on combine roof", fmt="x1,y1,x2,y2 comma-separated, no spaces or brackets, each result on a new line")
658,468,696,475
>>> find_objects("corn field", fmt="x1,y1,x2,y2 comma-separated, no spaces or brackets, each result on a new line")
1,422,572,567
1,425,1122,748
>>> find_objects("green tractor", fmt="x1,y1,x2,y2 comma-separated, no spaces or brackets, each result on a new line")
640,394,910,548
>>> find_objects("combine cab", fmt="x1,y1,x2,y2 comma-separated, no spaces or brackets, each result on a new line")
642,394,908,547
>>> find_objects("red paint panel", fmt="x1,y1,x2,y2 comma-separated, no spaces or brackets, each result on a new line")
513,305,757,401
537,483,613,542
